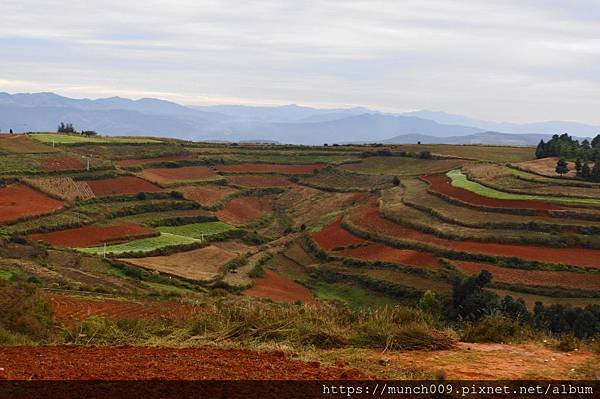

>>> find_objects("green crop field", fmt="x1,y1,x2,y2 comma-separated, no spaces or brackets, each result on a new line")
312,281,397,309
448,169,600,205
78,232,197,255
157,221,235,238
29,133,163,145
342,156,465,176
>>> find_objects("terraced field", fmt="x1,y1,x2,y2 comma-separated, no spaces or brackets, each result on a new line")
2,136,599,381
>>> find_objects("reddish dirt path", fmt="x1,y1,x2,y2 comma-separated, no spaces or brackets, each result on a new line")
0,346,365,380
226,174,293,187
243,269,317,304
217,163,325,175
29,223,156,247
339,243,440,269
311,218,366,251
349,202,600,268
116,154,195,167
86,176,162,196
0,184,63,222
217,196,273,224
47,293,203,326
452,260,600,291
40,155,86,171
422,174,564,211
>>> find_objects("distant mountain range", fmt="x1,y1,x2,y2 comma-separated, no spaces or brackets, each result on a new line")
1,92,598,145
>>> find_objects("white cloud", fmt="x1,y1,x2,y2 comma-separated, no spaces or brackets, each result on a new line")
1,0,599,123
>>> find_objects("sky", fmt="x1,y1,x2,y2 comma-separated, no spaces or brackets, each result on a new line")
1,0,600,124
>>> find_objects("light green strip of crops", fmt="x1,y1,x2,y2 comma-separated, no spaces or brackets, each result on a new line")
77,233,197,255
447,169,600,205
29,133,162,145
157,221,235,238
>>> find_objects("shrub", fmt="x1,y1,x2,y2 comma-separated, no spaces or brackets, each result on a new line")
555,335,579,352
0,284,54,341
461,314,522,343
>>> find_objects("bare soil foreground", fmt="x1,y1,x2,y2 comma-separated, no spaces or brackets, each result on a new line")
0,346,365,380
0,343,596,381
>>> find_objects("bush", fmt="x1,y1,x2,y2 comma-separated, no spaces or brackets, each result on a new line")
555,335,579,352
0,284,54,341
461,314,523,343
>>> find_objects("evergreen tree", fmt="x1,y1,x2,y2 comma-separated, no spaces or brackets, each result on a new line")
581,162,591,178
591,161,600,182
535,140,546,158
555,158,569,176
574,158,583,176
592,134,600,148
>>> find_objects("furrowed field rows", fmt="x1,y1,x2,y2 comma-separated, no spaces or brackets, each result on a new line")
401,178,600,234
346,201,600,269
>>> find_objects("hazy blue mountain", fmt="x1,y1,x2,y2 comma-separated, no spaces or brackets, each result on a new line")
404,110,600,136
1,92,597,144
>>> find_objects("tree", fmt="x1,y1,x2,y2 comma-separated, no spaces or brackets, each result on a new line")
555,158,569,176
575,158,583,176
452,270,498,321
392,176,400,186
591,161,600,182
57,122,75,134
581,162,591,178
535,140,546,158
592,134,600,148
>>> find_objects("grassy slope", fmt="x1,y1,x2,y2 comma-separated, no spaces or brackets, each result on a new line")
29,133,162,145
448,169,600,205
157,221,234,238
78,233,196,255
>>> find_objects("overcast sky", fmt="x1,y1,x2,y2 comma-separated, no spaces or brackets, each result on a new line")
1,0,600,124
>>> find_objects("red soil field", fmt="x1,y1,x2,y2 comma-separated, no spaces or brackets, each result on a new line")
349,202,600,269
0,346,365,380
311,218,366,251
140,166,218,184
40,155,86,171
340,243,440,269
0,184,63,222
226,174,292,187
86,176,162,196
422,174,564,211
47,293,202,326
217,163,325,175
28,222,156,247
180,184,237,206
453,260,600,291
243,269,317,304
216,196,273,224
116,154,195,167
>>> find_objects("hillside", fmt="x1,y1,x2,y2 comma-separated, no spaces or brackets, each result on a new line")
0,133,599,382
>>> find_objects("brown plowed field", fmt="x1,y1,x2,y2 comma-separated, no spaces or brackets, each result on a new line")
116,154,195,167
0,184,63,222
243,269,317,304
350,202,600,268
0,134,57,153
217,163,325,175
311,218,366,251
514,157,578,178
422,174,564,211
40,155,86,171
217,196,273,224
86,176,162,196
339,243,440,268
226,174,292,187
47,293,202,326
452,260,600,291
121,245,238,281
180,184,237,206
140,166,218,185
28,222,156,247
0,346,365,380
24,176,95,201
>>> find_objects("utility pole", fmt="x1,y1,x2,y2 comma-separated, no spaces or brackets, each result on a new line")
103,242,107,258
